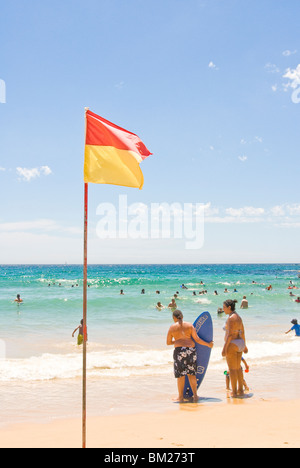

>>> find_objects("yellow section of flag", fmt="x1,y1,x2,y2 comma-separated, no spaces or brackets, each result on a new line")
84,110,152,190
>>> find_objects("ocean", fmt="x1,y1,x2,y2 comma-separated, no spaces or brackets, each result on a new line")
0,264,300,426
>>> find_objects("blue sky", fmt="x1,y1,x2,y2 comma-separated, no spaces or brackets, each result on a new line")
0,0,300,264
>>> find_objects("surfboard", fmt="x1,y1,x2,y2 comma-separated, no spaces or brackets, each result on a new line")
184,311,213,399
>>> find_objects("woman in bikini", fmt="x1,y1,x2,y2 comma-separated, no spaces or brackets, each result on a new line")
222,299,248,398
167,310,214,403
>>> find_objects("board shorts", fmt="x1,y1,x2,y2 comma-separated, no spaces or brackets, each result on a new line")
173,347,197,379
77,334,84,346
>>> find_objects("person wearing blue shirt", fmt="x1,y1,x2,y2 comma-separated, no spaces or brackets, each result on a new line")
286,319,300,337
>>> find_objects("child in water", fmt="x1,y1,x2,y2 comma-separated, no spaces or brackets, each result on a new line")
286,319,300,337
72,319,85,346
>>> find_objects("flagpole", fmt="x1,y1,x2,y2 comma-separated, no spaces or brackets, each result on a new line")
82,181,88,448
82,108,89,449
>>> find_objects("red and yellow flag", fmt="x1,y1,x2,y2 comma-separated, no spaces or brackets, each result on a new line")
84,110,152,190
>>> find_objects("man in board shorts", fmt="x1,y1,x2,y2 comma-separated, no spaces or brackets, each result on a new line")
167,310,213,403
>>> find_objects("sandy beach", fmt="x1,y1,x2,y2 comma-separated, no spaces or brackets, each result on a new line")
0,398,299,449
1,264,300,449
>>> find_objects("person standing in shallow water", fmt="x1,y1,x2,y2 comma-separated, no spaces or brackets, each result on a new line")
222,299,248,398
167,310,214,403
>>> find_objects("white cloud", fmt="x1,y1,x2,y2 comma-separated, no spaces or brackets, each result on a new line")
115,81,125,90
265,62,280,74
238,155,248,162
40,166,53,176
270,205,286,217
0,218,82,236
269,203,300,217
0,167,6,172
0,219,58,232
16,166,53,182
239,136,263,146
286,203,300,216
283,64,300,89
202,203,300,227
225,206,265,217
283,50,297,57
208,61,218,70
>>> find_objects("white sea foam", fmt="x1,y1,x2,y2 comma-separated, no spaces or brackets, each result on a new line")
0,349,173,382
195,298,212,305
0,339,298,383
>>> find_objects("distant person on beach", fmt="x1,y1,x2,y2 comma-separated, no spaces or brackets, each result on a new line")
286,319,300,337
222,299,248,398
167,310,213,403
14,294,23,303
72,319,85,346
240,296,249,309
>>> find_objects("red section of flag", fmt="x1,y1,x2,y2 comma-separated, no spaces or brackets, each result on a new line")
85,110,152,160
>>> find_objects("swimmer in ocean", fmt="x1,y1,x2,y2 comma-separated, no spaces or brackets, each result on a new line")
14,294,23,303
168,298,177,310
240,296,249,309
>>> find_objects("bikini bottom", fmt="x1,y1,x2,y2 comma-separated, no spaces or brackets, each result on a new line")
231,339,245,353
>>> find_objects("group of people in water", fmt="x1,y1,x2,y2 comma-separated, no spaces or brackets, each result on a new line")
15,276,300,403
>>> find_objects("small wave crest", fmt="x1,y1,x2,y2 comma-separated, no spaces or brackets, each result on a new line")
0,348,174,382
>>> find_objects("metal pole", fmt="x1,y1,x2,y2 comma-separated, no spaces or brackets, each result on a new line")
82,181,88,448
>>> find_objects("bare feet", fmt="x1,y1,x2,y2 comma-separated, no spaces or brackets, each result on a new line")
172,397,184,403
231,391,245,398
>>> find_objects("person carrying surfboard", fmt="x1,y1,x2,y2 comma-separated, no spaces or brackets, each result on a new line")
167,310,214,403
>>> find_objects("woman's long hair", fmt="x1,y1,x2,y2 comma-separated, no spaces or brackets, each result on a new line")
173,310,183,325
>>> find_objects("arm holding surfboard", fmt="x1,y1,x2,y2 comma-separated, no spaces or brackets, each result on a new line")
166,323,213,349
191,327,214,349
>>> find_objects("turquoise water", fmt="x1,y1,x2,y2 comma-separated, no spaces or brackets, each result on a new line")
0,264,300,425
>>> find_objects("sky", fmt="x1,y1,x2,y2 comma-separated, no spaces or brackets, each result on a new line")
0,0,300,264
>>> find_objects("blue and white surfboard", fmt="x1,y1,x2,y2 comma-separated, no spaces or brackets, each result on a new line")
184,311,213,399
